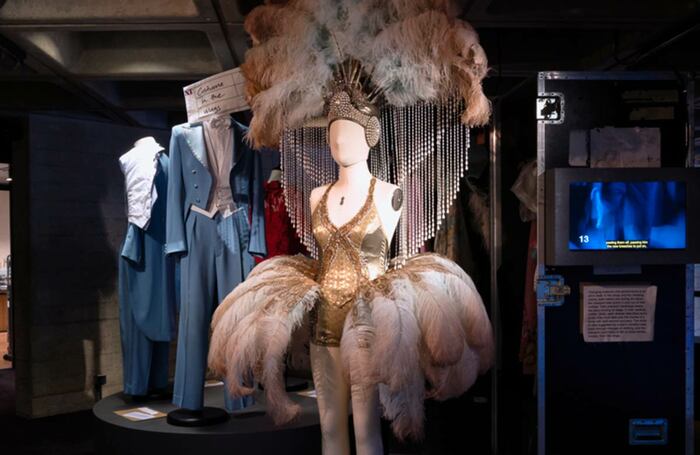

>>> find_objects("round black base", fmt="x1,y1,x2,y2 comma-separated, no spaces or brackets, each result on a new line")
167,407,229,427
93,382,322,455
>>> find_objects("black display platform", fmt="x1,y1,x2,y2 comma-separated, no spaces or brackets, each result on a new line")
94,382,321,454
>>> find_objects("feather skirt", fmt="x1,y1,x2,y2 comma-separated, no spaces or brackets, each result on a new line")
208,252,493,440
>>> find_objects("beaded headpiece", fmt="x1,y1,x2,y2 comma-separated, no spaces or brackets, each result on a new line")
326,59,382,147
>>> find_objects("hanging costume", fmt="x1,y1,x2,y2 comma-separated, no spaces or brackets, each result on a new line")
259,178,304,261
166,117,266,411
208,0,494,442
118,138,176,396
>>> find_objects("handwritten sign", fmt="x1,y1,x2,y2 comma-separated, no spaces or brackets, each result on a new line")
183,68,248,123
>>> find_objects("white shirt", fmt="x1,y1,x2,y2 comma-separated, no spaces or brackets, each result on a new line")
119,137,164,229
202,116,236,217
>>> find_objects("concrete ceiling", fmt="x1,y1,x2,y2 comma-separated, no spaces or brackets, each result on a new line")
0,0,698,129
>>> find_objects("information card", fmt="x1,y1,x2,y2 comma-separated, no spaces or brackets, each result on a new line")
183,68,248,123
114,407,166,422
581,283,657,343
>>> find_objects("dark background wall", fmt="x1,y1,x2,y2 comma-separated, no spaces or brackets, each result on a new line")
12,114,169,418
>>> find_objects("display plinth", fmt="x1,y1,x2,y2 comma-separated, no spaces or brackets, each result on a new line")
94,382,321,455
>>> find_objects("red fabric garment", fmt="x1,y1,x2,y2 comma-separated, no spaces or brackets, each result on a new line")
519,221,537,375
256,180,304,263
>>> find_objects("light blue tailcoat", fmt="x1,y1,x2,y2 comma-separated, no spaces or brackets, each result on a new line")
166,119,266,411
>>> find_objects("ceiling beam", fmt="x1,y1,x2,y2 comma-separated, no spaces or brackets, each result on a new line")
1,33,139,126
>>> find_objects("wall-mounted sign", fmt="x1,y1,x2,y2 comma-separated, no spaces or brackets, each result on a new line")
183,68,249,123
581,283,657,343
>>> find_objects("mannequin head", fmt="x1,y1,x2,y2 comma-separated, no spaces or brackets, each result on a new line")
328,119,370,167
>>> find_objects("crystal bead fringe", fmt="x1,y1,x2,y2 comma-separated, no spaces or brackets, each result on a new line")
280,99,471,263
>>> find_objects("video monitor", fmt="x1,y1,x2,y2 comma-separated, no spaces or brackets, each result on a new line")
546,168,700,266
569,181,686,251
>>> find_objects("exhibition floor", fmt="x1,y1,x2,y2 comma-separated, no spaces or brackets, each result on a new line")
0,369,94,454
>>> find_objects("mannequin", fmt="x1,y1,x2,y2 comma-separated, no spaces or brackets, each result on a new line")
207,82,493,446
308,119,401,455
310,120,401,238
118,137,176,402
166,115,267,426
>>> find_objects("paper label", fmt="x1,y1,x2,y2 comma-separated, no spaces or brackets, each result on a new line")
123,411,156,421
204,380,224,388
115,406,167,422
581,284,657,342
183,68,248,123
590,127,660,168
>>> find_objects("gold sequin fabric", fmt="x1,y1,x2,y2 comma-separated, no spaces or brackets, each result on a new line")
311,177,388,346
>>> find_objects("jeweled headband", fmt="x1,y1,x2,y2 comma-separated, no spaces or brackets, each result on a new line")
325,58,383,147
327,90,381,147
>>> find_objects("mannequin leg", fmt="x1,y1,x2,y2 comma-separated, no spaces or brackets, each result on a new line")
311,344,350,455
350,383,383,455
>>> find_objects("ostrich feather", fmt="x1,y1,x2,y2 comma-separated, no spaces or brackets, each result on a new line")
387,0,463,19
218,284,319,417
222,310,262,397
423,343,479,401
209,255,318,375
256,289,316,424
407,254,494,372
207,255,319,408
207,248,493,442
370,280,425,441
411,272,466,366
371,11,453,106
241,0,490,147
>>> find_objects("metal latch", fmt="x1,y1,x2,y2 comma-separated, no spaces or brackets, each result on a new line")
629,418,668,445
536,274,570,307
536,92,565,124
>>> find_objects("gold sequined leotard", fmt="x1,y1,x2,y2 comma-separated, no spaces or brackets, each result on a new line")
311,177,388,346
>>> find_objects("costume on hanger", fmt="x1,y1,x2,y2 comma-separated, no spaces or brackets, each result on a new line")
512,160,538,374
257,178,304,262
166,117,266,411
434,181,485,284
118,137,176,396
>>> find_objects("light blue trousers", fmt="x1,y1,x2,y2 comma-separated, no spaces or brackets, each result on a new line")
173,209,255,411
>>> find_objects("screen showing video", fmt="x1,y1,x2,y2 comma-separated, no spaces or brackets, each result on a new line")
569,181,686,250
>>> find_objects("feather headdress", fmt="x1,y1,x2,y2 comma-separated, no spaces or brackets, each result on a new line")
242,0,490,149
244,0,490,263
